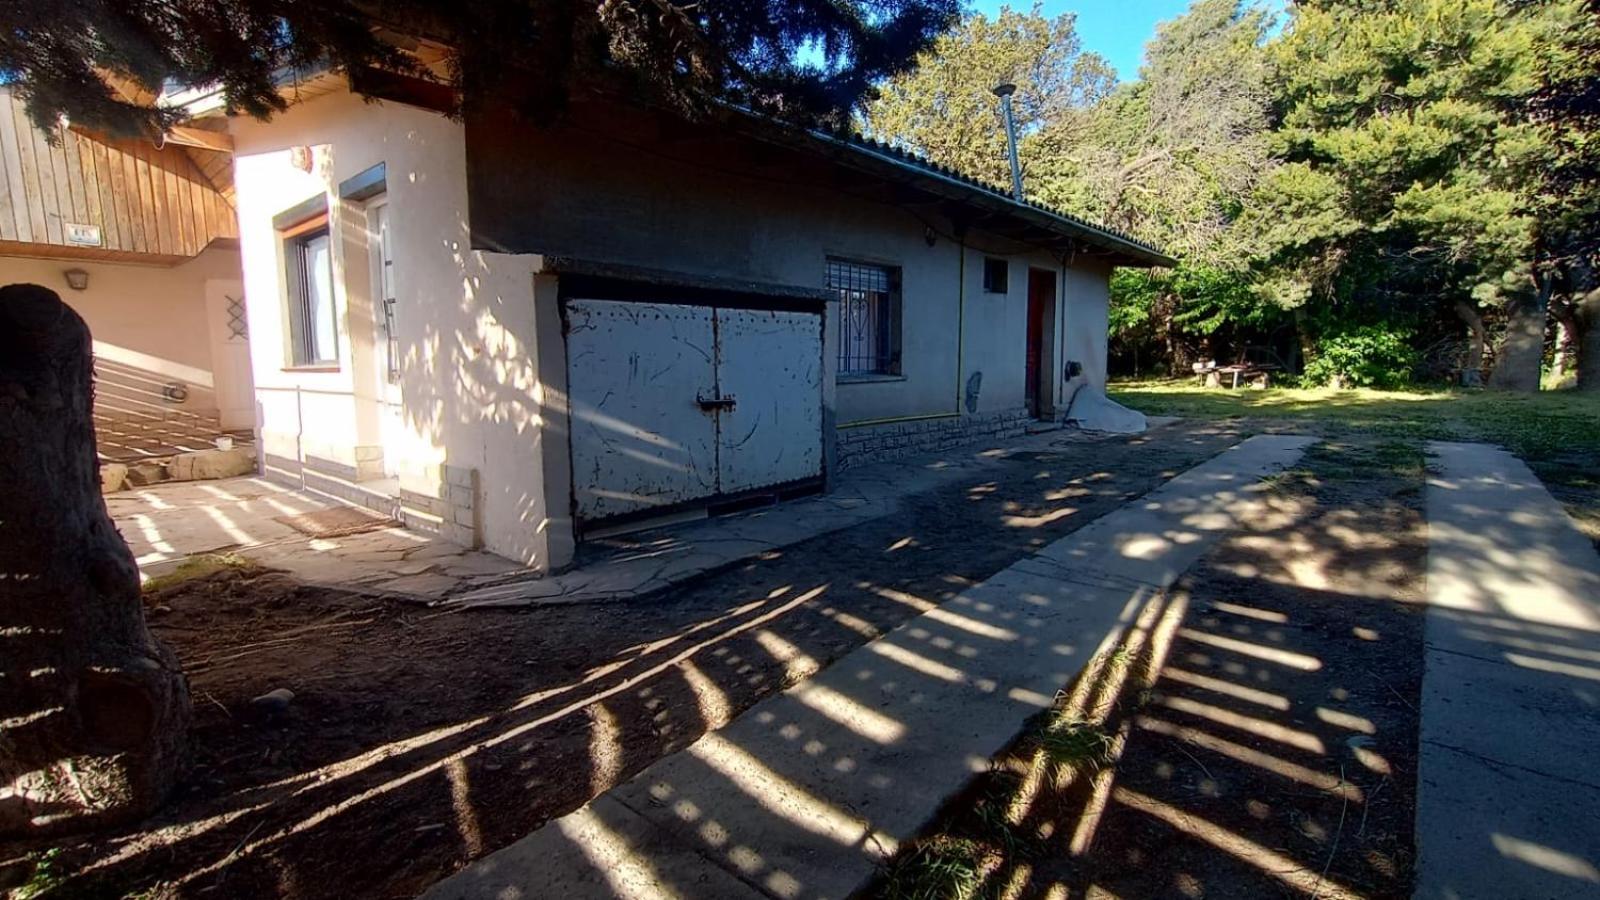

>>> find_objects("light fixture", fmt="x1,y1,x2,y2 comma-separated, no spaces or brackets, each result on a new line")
63,268,89,291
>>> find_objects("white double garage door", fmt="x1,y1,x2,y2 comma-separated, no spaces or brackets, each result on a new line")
565,295,825,526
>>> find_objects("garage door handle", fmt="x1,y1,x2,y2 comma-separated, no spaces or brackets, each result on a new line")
696,395,737,412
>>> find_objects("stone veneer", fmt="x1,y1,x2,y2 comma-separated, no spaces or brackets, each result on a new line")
836,407,1035,470
398,464,481,550
262,453,481,550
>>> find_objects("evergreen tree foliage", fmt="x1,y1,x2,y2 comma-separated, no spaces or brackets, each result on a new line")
862,4,1114,192
0,0,961,138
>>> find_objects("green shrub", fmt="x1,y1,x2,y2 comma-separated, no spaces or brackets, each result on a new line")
1304,325,1417,389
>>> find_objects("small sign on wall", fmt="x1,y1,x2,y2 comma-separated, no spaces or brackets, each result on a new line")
65,223,102,247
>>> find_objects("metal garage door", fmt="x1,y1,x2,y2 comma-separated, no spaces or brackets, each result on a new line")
565,297,823,524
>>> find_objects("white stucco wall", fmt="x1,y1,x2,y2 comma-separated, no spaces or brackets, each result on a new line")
466,109,1121,428
0,247,247,425
229,88,1131,571
231,92,555,568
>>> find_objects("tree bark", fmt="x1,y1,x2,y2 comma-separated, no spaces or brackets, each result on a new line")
1455,301,1487,387
1580,288,1600,391
1293,307,1316,376
1550,300,1579,385
1489,278,1551,392
0,283,189,837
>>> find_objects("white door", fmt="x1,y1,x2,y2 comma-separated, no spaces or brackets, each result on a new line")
204,279,255,431
368,199,405,476
566,299,720,520
565,297,825,527
714,307,823,493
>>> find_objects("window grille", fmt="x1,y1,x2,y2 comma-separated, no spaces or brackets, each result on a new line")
827,259,900,376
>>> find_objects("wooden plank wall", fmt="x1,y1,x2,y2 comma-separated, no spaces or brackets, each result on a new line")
0,89,237,259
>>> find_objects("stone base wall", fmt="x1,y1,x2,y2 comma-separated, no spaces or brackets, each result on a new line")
261,451,481,550
398,464,481,549
836,408,1034,470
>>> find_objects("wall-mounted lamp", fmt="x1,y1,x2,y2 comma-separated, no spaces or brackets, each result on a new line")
63,268,90,291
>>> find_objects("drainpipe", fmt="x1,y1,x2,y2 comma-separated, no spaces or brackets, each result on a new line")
993,83,1024,201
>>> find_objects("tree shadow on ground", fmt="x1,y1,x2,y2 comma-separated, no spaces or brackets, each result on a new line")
0,421,1247,899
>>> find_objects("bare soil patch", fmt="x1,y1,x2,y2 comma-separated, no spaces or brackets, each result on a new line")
875,437,1428,899
0,421,1245,900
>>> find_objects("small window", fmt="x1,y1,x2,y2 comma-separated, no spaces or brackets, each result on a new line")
828,258,902,377
983,257,1009,294
283,219,339,366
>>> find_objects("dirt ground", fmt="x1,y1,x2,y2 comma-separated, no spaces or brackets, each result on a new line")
875,436,1428,899
0,421,1247,900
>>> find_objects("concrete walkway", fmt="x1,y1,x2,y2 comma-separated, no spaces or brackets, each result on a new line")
1418,442,1600,900
114,423,1170,605
445,421,1176,609
423,434,1313,900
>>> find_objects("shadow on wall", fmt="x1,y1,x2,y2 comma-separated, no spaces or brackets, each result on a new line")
92,354,227,461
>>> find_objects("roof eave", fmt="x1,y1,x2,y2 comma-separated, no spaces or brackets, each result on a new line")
795,128,1175,267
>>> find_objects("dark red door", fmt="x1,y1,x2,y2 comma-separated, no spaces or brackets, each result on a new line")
1025,270,1052,418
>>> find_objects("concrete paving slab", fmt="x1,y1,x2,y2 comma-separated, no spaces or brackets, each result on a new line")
424,796,760,900
1029,435,1313,589
1418,441,1600,900
109,476,527,594
423,434,1312,900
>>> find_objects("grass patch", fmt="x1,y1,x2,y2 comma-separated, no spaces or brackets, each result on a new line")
1114,379,1600,509
141,553,253,594
14,849,65,900
1112,380,1600,462
879,837,992,900
1031,718,1115,772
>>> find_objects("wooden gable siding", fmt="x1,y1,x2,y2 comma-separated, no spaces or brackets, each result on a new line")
0,90,237,261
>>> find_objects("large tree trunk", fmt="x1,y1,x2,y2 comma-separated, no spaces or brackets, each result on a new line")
1455,301,1487,387
1580,288,1600,391
1550,300,1579,385
1490,279,1551,392
0,284,189,837
1292,307,1316,376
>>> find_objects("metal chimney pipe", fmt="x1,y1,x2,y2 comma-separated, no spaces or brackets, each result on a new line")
992,82,1024,201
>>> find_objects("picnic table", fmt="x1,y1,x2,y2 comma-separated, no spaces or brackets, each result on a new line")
1193,362,1281,389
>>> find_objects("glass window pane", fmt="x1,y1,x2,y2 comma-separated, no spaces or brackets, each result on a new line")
305,233,336,362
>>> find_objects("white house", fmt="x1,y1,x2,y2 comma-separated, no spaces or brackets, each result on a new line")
183,71,1171,573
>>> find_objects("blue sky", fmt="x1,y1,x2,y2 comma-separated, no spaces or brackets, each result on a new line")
965,0,1282,81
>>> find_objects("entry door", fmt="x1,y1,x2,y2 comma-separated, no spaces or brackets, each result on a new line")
1025,269,1057,420
565,298,823,524
204,279,255,430
368,199,405,476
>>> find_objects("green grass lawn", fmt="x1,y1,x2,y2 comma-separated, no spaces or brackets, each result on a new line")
1110,379,1600,486
1111,379,1600,548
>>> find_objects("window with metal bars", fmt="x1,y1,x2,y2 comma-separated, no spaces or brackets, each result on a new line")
827,258,901,376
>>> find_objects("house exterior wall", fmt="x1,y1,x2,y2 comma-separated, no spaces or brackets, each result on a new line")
229,89,1127,573
230,92,558,567
0,247,250,440
466,109,1119,465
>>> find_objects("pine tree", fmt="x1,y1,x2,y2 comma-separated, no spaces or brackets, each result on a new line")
0,0,961,138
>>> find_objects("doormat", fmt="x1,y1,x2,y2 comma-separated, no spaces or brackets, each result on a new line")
275,506,397,538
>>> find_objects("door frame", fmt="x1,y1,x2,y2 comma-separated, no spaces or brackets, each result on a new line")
557,274,829,538
365,195,405,477
1026,267,1058,420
